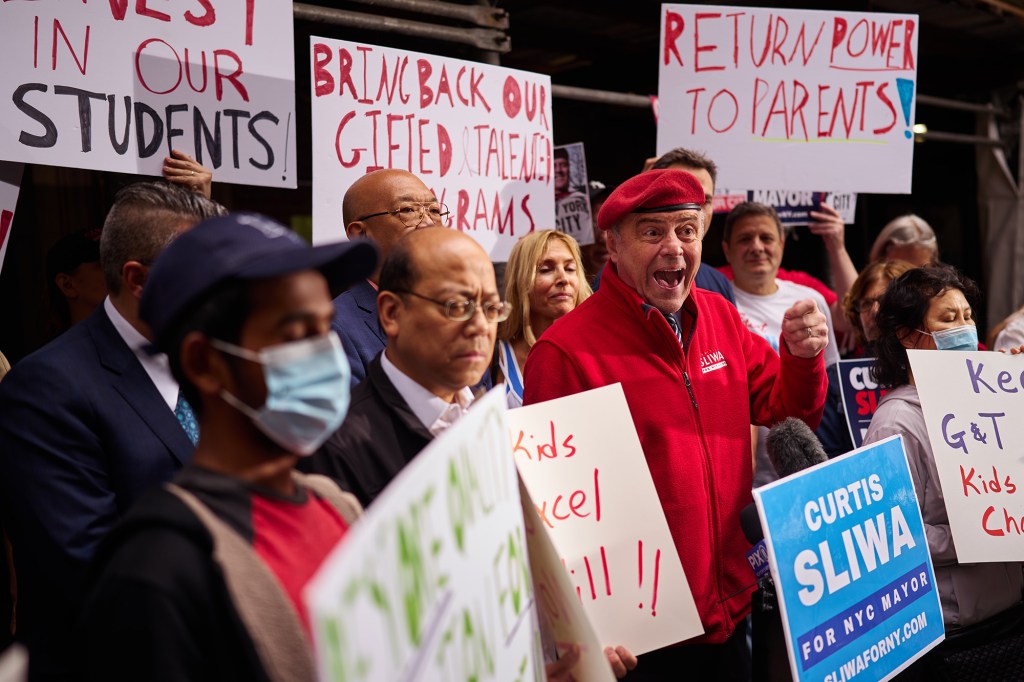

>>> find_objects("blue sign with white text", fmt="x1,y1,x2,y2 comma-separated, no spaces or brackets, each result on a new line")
837,358,885,449
753,436,944,682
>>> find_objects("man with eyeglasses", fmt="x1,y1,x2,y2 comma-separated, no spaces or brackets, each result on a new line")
332,169,451,387
306,228,505,507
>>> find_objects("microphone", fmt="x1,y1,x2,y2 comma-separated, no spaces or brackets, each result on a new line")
741,503,763,544
765,417,827,479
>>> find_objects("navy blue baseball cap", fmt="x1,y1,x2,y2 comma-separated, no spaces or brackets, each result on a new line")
140,212,378,345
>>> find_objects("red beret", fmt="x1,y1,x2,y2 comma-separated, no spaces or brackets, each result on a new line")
596,169,706,231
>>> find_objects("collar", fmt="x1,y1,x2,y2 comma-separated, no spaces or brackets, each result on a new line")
104,297,179,410
380,351,474,434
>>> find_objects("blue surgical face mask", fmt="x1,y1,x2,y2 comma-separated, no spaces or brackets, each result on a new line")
211,332,351,456
919,324,978,352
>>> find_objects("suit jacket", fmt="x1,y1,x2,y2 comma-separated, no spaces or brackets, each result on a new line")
0,304,194,679
302,354,432,507
331,280,386,388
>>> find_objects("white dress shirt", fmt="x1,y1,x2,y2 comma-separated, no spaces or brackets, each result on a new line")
104,297,179,410
380,351,474,435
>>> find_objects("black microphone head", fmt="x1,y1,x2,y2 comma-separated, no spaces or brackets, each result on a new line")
765,417,827,479
740,503,764,544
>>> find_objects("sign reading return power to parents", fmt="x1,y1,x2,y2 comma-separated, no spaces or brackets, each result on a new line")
508,384,703,655
305,389,543,681
909,349,1024,563
754,436,943,682
310,38,554,261
0,1,296,188
658,5,919,194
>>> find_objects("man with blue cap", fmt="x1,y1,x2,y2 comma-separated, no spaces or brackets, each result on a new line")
524,169,830,679
81,212,377,681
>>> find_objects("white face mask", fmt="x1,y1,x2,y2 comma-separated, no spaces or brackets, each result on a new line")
211,332,351,455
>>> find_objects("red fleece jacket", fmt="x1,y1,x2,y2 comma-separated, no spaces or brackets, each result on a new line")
523,264,827,645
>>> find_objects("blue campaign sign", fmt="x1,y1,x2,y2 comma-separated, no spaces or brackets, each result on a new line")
753,436,944,682
837,359,885,449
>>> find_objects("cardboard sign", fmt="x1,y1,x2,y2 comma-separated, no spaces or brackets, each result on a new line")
754,436,944,682
508,383,703,655
714,190,856,226
0,162,24,276
554,142,593,246
908,349,1024,562
520,480,616,682
309,38,554,261
837,358,885,449
0,2,296,188
305,390,543,681
658,5,919,193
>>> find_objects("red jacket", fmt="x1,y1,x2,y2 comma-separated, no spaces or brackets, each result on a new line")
523,264,827,644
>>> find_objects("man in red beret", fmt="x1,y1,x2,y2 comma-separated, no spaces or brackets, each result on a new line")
522,169,829,680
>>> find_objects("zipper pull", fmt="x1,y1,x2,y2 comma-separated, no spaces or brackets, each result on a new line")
683,371,698,410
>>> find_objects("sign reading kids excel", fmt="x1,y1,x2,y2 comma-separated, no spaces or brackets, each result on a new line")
909,349,1024,563
508,384,703,655
754,436,943,682
305,389,544,681
0,1,296,188
310,38,554,261
658,6,919,193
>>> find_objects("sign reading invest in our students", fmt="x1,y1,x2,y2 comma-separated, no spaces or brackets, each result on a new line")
0,1,296,188
754,436,943,682
658,5,919,193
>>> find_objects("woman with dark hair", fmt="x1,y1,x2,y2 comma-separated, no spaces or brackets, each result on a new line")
864,265,1022,636
840,260,914,356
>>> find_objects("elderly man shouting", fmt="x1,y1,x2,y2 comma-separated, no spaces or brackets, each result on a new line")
523,169,829,680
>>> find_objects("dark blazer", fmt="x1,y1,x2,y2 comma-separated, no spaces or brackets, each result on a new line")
331,279,386,388
0,304,194,678
303,354,432,507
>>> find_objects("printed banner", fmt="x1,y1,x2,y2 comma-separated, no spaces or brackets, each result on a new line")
508,383,703,655
754,436,944,682
658,5,919,193
0,162,24,276
837,358,884,449
0,1,296,188
310,38,554,261
909,349,1024,562
554,142,593,246
714,190,856,226
306,389,544,681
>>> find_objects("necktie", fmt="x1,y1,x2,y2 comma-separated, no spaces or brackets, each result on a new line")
663,311,683,346
175,390,200,445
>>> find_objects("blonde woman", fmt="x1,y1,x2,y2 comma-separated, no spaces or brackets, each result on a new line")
495,230,592,407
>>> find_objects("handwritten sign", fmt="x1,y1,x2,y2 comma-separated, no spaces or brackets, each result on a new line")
754,436,944,682
658,5,919,193
0,162,23,277
306,389,543,681
554,142,593,246
309,38,554,261
520,480,615,682
714,190,857,226
837,358,885,449
508,383,702,654
908,350,1024,562
0,2,296,188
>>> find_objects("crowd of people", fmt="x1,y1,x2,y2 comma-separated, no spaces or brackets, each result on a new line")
0,143,1022,682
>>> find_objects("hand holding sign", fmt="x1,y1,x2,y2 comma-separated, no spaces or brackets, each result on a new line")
163,150,213,198
782,299,829,358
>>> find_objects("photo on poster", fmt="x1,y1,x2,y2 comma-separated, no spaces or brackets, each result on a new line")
554,143,594,246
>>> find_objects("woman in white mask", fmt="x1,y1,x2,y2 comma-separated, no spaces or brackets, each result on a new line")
863,264,1023,675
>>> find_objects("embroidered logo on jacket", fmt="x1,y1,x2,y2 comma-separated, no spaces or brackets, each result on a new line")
700,349,728,374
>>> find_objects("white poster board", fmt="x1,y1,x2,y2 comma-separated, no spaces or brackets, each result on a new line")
0,2,296,188
310,38,554,261
0,162,25,276
554,142,593,246
305,389,544,681
908,349,1024,562
508,383,703,654
658,5,919,193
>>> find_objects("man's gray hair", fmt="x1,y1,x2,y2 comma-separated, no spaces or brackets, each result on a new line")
100,182,225,293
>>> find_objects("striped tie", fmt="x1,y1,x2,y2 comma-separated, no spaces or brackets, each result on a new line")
175,390,200,445
663,311,683,346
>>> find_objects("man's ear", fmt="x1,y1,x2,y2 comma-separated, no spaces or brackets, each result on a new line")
55,273,77,299
346,220,367,241
180,332,231,400
122,261,149,300
377,290,402,338
604,229,620,264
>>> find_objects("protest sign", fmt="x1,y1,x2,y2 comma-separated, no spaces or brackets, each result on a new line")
909,349,1024,562
0,162,24,276
520,480,615,682
658,5,919,193
754,436,944,682
714,190,856,226
0,2,296,188
309,38,554,261
306,389,543,681
508,383,703,654
837,358,884,449
554,142,593,246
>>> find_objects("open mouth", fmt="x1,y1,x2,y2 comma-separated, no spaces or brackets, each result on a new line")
653,269,683,289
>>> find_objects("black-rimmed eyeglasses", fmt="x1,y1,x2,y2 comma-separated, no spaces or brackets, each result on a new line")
356,202,451,228
393,289,512,323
